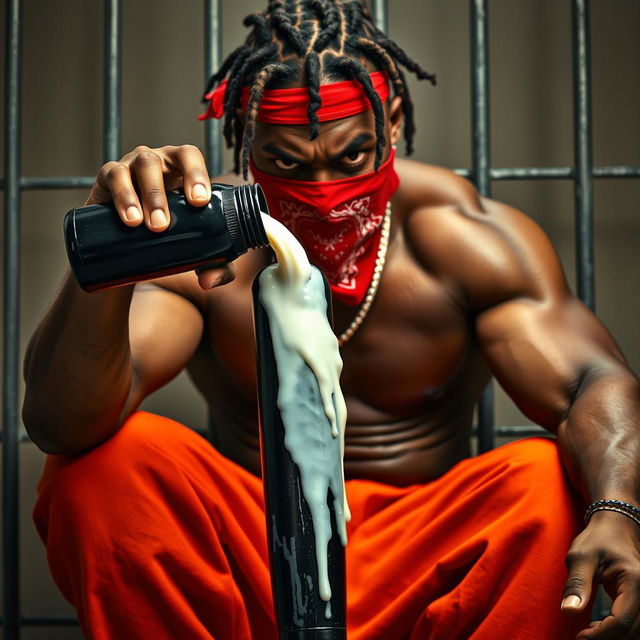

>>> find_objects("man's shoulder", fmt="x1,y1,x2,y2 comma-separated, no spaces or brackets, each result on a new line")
394,156,520,266
395,158,568,311
394,157,482,216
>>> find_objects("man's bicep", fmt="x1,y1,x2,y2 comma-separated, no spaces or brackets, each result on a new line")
119,281,204,422
476,292,628,430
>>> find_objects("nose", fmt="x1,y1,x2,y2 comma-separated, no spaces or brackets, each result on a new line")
311,168,334,182
302,166,337,182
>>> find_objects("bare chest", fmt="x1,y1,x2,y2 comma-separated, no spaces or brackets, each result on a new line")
188,242,473,420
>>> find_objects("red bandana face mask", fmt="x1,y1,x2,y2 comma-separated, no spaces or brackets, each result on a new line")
249,148,399,306
199,69,399,305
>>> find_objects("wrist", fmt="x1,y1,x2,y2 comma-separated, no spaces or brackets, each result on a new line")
584,510,640,537
585,498,640,529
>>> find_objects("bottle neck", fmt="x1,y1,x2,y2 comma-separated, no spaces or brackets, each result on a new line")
222,184,269,251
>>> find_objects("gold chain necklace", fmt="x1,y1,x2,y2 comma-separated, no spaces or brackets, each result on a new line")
338,201,392,347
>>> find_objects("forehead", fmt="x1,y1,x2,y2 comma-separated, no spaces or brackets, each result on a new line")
252,103,386,149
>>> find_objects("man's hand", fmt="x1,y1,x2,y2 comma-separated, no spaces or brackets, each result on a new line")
563,510,640,639
86,143,233,290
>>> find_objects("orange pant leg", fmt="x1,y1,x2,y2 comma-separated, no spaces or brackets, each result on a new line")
344,437,591,640
34,413,590,640
33,410,277,640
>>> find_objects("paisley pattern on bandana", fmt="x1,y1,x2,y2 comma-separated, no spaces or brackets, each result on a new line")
278,197,384,291
249,148,399,306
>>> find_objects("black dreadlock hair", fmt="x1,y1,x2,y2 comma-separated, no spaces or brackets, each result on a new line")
201,0,436,179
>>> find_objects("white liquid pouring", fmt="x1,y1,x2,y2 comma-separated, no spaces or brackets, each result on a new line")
258,213,351,617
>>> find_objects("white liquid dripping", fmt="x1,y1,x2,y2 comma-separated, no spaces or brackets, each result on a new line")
259,213,351,613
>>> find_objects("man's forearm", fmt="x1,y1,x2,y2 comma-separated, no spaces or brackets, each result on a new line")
22,269,135,453
557,366,640,506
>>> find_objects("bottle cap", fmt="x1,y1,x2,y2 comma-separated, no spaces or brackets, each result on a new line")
222,184,270,251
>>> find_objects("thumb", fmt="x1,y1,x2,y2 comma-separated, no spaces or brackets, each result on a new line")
561,552,598,613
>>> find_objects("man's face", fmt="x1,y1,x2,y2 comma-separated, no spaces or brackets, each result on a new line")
249,95,404,182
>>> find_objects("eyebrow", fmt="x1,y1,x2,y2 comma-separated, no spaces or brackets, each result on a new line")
330,133,374,161
261,132,374,164
261,142,304,164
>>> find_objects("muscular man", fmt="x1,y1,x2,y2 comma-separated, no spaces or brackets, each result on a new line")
23,2,640,639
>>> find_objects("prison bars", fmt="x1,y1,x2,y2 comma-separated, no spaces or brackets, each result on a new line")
3,0,23,637
470,0,495,453
2,1,124,635
204,0,223,177
2,0,640,634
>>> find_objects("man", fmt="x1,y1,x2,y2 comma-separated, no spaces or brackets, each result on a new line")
23,1,640,639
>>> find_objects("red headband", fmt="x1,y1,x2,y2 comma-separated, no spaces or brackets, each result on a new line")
198,70,390,124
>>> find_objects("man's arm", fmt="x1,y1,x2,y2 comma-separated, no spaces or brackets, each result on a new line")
22,144,229,454
23,271,136,453
407,179,640,638
22,269,205,454
467,198,639,495
465,197,640,639
408,189,638,497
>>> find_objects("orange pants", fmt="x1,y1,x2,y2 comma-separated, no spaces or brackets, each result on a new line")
33,410,589,639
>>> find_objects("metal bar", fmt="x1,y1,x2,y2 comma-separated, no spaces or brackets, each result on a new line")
204,0,223,176
104,0,122,162
18,177,95,190
18,617,79,627
470,0,494,453
204,0,223,443
572,0,595,310
493,166,640,180
476,388,494,452
570,0,605,624
439,166,640,181
569,55,607,618
4,433,33,444
474,425,548,437
470,0,491,198
593,166,640,178
491,167,573,180
3,1,23,637
370,0,388,33
2,165,638,192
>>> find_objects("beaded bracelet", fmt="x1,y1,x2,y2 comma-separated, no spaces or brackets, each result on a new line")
585,499,640,527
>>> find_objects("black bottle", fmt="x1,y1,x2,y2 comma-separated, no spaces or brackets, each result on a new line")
64,183,269,292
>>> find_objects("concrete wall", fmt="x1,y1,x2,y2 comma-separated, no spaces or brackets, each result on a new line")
0,1,638,636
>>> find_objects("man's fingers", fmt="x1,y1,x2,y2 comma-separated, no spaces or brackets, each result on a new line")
130,150,171,232
562,551,599,613
86,144,211,233
195,264,235,290
168,145,211,206
95,161,144,226
576,615,637,640
576,581,640,639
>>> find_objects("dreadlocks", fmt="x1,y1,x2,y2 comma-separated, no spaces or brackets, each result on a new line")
201,0,437,179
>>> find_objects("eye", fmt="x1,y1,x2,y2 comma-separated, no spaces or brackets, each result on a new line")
343,151,366,165
274,158,300,170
